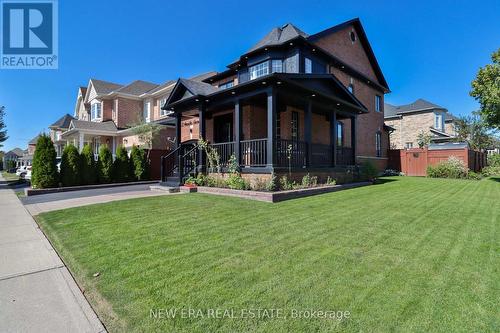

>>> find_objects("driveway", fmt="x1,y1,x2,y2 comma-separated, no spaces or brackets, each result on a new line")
21,184,175,215
0,176,106,332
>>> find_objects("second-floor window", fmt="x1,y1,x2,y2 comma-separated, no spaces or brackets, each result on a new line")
91,102,102,120
218,80,234,89
249,61,269,80
144,100,151,122
159,97,168,116
434,112,444,130
305,57,312,73
375,95,382,112
271,60,283,73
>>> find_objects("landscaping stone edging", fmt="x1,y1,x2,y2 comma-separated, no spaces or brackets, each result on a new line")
191,181,372,202
25,180,159,196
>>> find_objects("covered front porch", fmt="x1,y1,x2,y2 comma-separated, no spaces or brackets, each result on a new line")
61,120,119,159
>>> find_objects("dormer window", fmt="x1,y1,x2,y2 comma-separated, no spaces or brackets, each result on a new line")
249,61,269,80
91,102,102,121
434,112,444,130
271,60,283,73
305,57,312,73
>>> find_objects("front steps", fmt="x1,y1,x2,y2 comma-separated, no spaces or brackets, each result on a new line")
150,183,180,193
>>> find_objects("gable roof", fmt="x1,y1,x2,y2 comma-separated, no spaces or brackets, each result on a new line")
384,99,447,118
8,148,24,156
247,23,309,53
146,80,176,94
307,18,388,90
90,79,123,95
28,134,41,145
49,114,75,129
69,120,117,132
114,80,159,96
165,78,220,106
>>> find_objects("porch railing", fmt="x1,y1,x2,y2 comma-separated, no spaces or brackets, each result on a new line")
311,143,332,167
241,139,267,167
336,147,354,166
276,139,307,168
210,141,235,167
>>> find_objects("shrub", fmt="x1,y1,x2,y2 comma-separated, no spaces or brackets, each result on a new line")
300,173,318,188
226,173,250,190
360,161,378,181
31,134,58,188
487,153,500,167
266,173,277,191
382,169,401,176
251,177,268,191
325,176,337,185
60,144,81,187
113,146,131,182
279,175,295,190
466,171,482,180
130,145,149,181
427,156,468,179
482,165,500,177
80,144,97,185
98,145,113,183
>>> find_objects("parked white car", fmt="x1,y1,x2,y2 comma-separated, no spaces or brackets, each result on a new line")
16,166,27,176
23,166,32,181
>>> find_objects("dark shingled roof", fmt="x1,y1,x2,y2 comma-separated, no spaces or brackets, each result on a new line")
49,114,74,129
9,148,24,156
147,80,176,94
247,23,309,53
384,99,446,118
70,120,117,132
28,134,41,145
179,78,219,96
115,80,159,96
90,79,123,95
445,113,457,122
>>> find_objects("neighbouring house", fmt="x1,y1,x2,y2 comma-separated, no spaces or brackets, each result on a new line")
49,114,74,157
162,18,391,185
2,148,24,169
384,99,458,149
17,135,41,167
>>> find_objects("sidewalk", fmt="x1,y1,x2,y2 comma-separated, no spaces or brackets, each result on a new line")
0,175,106,332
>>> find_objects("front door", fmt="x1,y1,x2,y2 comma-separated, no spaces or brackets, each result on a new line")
214,113,233,143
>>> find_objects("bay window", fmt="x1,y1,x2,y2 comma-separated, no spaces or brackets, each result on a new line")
249,61,269,80
271,59,283,73
305,57,312,73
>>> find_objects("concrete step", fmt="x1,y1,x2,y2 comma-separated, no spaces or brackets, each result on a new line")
149,185,180,193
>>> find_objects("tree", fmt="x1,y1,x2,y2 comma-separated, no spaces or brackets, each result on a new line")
130,145,149,181
31,134,58,188
470,48,500,129
97,145,113,183
0,106,8,149
416,131,432,148
112,146,130,182
453,113,493,151
60,144,81,186
80,144,97,185
131,120,165,160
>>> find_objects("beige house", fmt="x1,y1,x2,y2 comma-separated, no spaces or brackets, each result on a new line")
49,114,74,157
384,99,457,149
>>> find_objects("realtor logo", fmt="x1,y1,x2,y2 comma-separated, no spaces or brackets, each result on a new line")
1,0,58,69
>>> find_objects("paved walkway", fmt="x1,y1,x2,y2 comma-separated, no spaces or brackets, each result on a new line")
23,185,173,215
0,175,106,332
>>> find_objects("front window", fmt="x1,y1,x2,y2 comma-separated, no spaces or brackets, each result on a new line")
375,95,382,112
434,112,444,130
271,60,283,73
337,122,344,146
159,97,169,116
376,132,382,157
291,111,299,141
249,61,269,80
405,142,413,149
91,102,102,120
218,80,234,89
305,57,312,73
144,100,151,122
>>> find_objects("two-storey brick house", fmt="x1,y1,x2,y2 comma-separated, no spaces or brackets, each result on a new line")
384,99,458,149
49,114,74,157
162,18,390,184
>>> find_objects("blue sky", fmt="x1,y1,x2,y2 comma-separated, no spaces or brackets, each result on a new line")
1,0,499,151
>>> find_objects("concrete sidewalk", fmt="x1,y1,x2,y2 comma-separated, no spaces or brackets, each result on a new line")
0,177,106,332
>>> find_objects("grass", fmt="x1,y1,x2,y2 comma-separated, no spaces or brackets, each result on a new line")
36,177,499,332
1,171,20,181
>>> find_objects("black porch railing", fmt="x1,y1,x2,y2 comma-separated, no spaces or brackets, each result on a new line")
240,139,267,167
276,139,307,168
336,147,355,166
311,143,333,167
210,141,235,167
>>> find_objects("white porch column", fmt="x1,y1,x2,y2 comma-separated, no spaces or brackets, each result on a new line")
79,133,84,152
112,137,116,159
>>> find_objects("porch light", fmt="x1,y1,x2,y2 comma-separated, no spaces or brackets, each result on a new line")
341,65,345,69
195,99,199,102
245,56,248,59
264,48,268,51
312,48,316,52
311,94,316,97
205,99,210,102
262,81,266,85
289,42,293,46
231,91,235,95
277,81,282,85
336,103,340,106
367,80,370,84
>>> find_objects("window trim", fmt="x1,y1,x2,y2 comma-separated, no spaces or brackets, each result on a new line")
375,95,382,112
159,97,169,117
144,100,151,123
249,61,269,80
91,102,102,121
434,112,444,130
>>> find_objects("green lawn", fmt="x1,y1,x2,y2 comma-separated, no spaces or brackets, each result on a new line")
1,171,20,181
36,177,500,332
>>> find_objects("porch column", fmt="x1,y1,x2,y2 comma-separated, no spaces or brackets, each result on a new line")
351,116,357,165
304,99,312,167
234,99,241,164
175,114,181,148
78,132,84,152
112,137,116,158
266,87,276,168
198,104,206,171
330,111,337,167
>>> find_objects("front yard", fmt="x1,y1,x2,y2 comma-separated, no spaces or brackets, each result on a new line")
36,177,500,332
1,170,20,181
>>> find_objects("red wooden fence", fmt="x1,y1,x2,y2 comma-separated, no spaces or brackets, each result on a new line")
391,147,486,176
